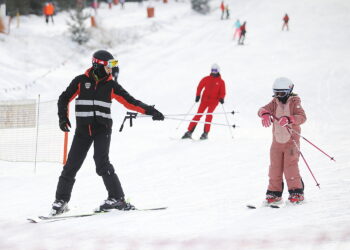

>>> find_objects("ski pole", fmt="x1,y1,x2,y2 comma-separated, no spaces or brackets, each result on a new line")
286,126,335,162
163,111,236,117
271,114,335,162
165,117,236,128
175,103,196,130
287,127,321,189
221,104,234,139
136,111,236,118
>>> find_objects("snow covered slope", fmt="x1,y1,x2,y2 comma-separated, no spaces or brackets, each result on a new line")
1,0,350,249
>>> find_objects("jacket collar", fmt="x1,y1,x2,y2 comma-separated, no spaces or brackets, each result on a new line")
85,67,113,84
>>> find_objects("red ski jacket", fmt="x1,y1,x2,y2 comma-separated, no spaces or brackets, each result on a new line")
283,15,289,22
220,3,225,11
196,74,226,104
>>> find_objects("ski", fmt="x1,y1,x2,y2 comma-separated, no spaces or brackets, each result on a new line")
247,200,304,209
246,204,280,209
27,207,167,223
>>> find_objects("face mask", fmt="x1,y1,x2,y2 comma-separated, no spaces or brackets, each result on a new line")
94,64,108,79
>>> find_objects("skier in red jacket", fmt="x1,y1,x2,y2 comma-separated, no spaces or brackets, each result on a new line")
182,64,226,140
282,14,289,31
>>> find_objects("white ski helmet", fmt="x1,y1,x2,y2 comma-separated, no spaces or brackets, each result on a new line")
272,77,294,98
211,63,220,73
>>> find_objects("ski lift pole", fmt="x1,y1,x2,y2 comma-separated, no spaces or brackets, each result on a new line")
161,111,236,117
119,112,138,132
175,102,196,130
165,117,236,128
221,103,234,139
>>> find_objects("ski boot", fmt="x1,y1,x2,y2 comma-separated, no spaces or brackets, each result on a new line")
50,199,69,216
182,131,193,139
265,194,282,204
200,132,208,140
288,193,304,204
98,197,135,212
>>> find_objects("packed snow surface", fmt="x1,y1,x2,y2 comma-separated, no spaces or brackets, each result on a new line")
0,0,350,249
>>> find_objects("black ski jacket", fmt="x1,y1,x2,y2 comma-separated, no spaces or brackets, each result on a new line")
58,68,151,128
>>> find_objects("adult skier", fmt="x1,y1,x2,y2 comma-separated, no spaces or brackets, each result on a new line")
43,2,55,24
258,77,306,204
282,13,289,31
238,21,246,45
233,19,241,40
51,50,164,216
220,1,225,20
182,64,226,140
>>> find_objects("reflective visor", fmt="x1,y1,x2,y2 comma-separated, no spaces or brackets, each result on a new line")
273,89,289,97
92,57,118,68
107,59,118,68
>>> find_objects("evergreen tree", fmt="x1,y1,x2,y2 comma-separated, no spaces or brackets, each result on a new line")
67,5,90,45
191,0,210,15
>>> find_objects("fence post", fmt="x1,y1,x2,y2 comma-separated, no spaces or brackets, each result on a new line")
34,95,41,173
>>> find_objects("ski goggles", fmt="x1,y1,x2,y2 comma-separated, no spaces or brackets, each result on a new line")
273,89,290,98
92,57,119,68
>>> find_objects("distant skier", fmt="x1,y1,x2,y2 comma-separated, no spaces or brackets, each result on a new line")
43,2,55,24
182,64,226,140
258,77,306,205
107,0,113,9
225,4,230,19
282,13,289,31
51,50,164,216
238,21,246,45
220,1,225,20
91,0,99,15
120,0,125,9
233,19,241,40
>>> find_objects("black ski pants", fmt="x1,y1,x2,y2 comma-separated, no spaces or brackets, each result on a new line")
55,123,124,202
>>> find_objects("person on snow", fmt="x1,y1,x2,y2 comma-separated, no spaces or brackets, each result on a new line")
51,50,164,216
182,64,226,140
233,19,241,40
258,77,306,204
220,1,225,20
238,21,246,45
43,2,55,24
225,4,230,19
282,13,289,31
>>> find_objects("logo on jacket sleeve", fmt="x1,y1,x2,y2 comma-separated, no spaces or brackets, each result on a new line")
85,82,91,89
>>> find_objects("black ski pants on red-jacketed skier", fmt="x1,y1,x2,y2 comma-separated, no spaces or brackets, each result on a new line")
55,122,124,202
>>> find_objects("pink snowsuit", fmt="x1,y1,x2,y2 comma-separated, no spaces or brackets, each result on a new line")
258,95,306,193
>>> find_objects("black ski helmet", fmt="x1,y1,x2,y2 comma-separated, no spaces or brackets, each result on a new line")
92,50,114,68
92,50,114,78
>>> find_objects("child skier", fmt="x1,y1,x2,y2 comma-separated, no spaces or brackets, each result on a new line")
258,77,306,204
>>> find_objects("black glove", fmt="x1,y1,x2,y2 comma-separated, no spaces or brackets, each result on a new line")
219,98,224,104
59,116,71,132
195,96,200,102
146,106,165,121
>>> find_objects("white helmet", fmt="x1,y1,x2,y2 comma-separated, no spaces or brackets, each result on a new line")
211,63,220,73
272,77,294,98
